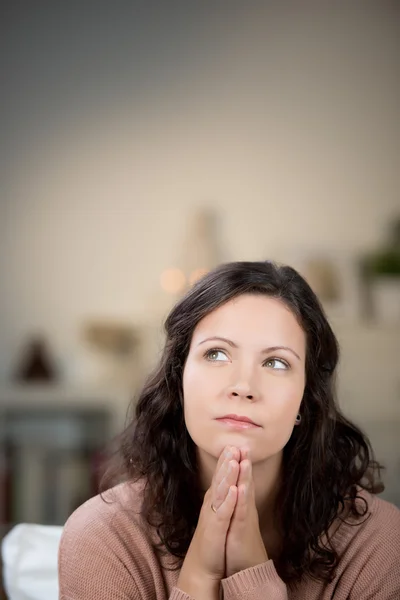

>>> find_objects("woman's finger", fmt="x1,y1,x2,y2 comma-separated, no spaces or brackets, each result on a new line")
237,458,251,487
212,446,239,492
233,459,252,520
214,459,239,508
213,447,232,487
239,446,251,462
213,485,238,522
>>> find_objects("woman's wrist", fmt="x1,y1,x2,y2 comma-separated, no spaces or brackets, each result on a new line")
177,568,220,600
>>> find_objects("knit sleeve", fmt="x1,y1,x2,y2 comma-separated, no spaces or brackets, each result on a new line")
221,560,287,600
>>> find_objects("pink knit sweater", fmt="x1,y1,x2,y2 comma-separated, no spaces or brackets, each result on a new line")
58,481,400,599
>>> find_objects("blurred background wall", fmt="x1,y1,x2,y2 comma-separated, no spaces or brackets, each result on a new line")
0,1,399,525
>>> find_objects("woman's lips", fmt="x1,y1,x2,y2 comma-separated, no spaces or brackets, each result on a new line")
216,417,261,430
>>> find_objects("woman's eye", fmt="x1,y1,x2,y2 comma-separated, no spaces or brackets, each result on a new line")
264,358,289,370
205,349,228,362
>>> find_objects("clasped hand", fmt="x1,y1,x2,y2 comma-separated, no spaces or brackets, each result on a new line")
178,446,268,597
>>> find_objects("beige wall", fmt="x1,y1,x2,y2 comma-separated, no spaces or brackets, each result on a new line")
1,3,399,380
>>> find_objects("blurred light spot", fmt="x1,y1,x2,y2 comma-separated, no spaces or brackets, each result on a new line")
189,268,208,286
160,268,186,294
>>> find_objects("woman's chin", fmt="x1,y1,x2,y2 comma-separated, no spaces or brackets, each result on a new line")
219,430,258,445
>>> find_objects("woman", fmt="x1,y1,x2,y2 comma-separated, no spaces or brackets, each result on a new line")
58,260,400,599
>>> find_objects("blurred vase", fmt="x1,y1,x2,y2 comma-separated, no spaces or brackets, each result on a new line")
14,336,58,383
371,277,400,323
180,208,222,291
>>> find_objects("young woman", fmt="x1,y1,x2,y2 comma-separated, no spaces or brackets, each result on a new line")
58,261,400,599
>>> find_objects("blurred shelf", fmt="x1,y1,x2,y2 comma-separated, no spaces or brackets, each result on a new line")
0,383,128,405
0,384,133,434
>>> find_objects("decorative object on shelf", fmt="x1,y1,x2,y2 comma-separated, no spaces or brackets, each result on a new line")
361,216,400,323
141,208,224,372
80,320,139,388
84,322,136,356
159,207,223,300
13,336,58,383
180,207,222,289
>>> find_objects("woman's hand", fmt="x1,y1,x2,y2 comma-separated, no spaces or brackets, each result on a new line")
177,446,240,598
225,448,269,578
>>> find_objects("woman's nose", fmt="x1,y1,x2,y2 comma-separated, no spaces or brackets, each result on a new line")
228,381,257,402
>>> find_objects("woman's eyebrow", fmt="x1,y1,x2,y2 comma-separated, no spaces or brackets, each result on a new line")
197,336,238,348
263,345,301,361
197,336,301,361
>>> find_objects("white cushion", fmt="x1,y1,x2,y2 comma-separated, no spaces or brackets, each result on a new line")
2,524,63,600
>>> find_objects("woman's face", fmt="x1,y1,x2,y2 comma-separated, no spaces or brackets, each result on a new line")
182,294,307,465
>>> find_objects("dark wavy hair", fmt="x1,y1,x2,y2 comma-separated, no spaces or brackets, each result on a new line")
101,260,384,584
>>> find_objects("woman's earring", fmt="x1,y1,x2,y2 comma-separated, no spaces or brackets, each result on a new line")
295,413,302,425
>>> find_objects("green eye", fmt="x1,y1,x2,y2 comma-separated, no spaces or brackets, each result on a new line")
205,349,228,361
265,358,289,370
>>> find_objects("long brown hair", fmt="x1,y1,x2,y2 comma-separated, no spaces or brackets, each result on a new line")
101,260,383,583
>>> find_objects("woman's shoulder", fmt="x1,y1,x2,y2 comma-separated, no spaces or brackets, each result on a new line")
60,478,154,560
335,489,400,548
367,490,400,525
65,481,144,527
58,479,163,598
330,490,400,596
349,489,398,533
